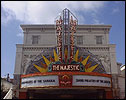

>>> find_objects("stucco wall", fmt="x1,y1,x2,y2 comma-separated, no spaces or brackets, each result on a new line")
118,76,125,99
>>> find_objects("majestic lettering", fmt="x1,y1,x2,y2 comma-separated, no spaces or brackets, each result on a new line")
52,64,80,71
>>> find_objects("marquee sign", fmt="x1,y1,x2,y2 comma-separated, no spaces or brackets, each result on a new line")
21,72,112,88
52,64,80,71
73,75,111,87
21,75,59,88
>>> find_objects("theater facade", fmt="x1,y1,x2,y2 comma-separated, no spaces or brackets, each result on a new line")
13,8,121,99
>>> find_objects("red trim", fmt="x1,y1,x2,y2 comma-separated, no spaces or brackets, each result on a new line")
21,72,112,78
19,92,27,99
106,90,113,99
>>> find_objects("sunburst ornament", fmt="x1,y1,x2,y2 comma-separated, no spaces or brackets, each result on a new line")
32,48,106,73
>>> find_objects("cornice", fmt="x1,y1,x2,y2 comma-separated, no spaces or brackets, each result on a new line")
20,24,112,32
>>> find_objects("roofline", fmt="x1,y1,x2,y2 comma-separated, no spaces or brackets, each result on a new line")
20,24,112,31
20,24,112,27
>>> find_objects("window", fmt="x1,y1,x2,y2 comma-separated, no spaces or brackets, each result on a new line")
32,36,39,44
96,36,102,44
77,36,83,45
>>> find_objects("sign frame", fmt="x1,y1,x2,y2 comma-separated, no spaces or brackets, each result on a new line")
20,72,112,89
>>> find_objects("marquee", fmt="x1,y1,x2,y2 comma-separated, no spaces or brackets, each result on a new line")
21,72,112,88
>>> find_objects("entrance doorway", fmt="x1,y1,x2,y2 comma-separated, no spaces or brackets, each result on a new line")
27,89,106,99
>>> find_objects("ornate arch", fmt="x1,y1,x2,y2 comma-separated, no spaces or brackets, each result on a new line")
25,47,106,75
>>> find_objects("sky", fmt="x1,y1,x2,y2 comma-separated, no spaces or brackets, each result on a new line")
1,1,125,78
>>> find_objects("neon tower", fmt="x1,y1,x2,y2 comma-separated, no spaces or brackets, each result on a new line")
55,8,78,63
